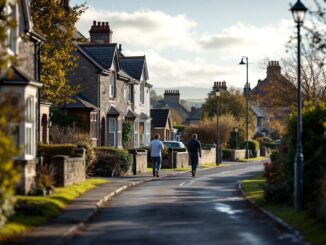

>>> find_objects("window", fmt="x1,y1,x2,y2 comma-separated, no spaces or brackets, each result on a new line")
90,112,98,139
139,121,145,146
110,73,116,98
140,81,145,104
134,121,139,147
6,4,17,53
129,85,133,102
108,118,116,147
146,121,151,145
25,96,35,156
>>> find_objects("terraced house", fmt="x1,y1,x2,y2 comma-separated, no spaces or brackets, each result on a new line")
64,20,152,148
0,0,46,193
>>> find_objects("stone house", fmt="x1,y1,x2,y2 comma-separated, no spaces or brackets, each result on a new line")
150,109,174,141
249,61,296,137
0,0,44,193
64,21,151,148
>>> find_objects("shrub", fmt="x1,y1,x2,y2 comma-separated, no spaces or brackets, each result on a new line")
263,151,290,203
222,149,232,160
282,102,326,215
49,126,96,167
122,121,133,148
240,140,260,157
0,96,21,227
38,144,76,163
89,147,132,177
320,173,326,222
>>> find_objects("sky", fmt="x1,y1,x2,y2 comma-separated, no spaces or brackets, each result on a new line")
71,0,316,93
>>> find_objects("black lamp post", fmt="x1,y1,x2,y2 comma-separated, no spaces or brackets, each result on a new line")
290,0,307,212
239,56,249,159
234,127,238,149
216,89,221,165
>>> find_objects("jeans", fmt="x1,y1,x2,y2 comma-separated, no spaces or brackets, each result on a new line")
189,153,199,172
152,156,162,176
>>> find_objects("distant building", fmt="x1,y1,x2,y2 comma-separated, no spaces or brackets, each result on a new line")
150,109,174,141
249,61,296,137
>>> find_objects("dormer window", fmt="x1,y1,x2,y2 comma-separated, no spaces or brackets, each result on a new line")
110,72,116,98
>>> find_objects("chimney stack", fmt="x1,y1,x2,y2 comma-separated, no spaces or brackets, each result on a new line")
164,90,180,104
267,60,281,79
213,81,227,91
89,20,113,44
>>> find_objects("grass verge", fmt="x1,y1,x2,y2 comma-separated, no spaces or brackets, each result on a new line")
238,157,268,162
0,178,108,241
241,174,326,245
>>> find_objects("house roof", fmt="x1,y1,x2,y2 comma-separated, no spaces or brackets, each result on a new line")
186,107,202,121
0,66,42,88
62,93,98,110
119,56,146,80
125,110,139,119
150,109,170,128
107,106,122,116
250,104,266,117
79,43,117,70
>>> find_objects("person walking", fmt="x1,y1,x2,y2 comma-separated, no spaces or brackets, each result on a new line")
150,134,164,177
187,133,202,177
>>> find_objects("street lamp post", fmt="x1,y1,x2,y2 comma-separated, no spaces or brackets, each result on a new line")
216,89,221,165
239,56,249,159
234,127,238,149
290,0,307,212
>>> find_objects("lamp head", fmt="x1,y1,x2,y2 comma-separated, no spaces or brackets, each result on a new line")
290,0,308,24
239,57,246,65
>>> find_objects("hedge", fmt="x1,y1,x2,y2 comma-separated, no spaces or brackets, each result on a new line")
240,140,260,157
89,147,132,177
222,149,232,160
38,144,77,163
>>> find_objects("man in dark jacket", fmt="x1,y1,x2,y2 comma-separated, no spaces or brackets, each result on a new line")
187,133,202,177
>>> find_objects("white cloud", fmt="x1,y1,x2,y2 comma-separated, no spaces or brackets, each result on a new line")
76,7,197,50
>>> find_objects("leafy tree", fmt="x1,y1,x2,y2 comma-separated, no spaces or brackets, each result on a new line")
0,95,21,227
308,0,326,53
0,0,16,70
122,121,133,148
30,0,87,105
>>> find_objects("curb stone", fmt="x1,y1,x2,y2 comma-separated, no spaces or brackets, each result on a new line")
238,181,310,245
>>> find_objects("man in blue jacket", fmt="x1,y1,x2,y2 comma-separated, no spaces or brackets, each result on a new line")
187,133,202,177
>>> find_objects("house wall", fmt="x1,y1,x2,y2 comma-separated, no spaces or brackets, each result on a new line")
18,40,36,80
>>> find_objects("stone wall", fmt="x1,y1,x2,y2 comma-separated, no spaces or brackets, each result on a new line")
200,147,216,165
131,150,148,175
14,159,38,194
52,153,86,187
162,150,189,169
231,150,246,160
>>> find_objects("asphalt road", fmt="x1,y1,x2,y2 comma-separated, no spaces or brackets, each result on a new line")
69,162,299,245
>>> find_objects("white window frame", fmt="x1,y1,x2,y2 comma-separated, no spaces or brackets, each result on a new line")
90,112,98,140
25,96,35,159
139,121,145,146
134,121,139,147
146,120,151,146
108,118,116,147
6,3,18,54
110,73,116,98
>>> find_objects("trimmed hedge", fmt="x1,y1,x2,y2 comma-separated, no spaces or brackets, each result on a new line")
222,149,232,160
89,147,132,177
38,144,77,163
240,140,260,157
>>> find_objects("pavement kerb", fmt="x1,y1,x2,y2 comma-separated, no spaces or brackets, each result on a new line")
237,181,307,244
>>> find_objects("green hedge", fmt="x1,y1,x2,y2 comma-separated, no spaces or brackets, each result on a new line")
38,144,77,163
240,140,260,157
222,149,232,160
89,147,132,177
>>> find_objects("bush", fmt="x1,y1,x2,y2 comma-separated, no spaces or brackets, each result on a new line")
263,151,290,203
49,126,96,167
222,149,232,160
38,144,76,163
89,147,132,177
282,102,326,216
240,140,260,157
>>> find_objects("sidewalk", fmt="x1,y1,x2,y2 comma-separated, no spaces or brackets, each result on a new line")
9,169,191,245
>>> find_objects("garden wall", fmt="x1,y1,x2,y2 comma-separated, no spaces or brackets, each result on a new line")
131,150,148,175
14,159,38,194
200,147,216,165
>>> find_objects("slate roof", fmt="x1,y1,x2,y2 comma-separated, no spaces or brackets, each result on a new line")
62,93,98,110
126,110,139,119
0,66,42,87
119,56,145,80
107,106,122,116
79,43,117,69
186,107,203,122
150,109,170,128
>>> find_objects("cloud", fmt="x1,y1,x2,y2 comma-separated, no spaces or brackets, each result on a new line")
76,7,197,50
